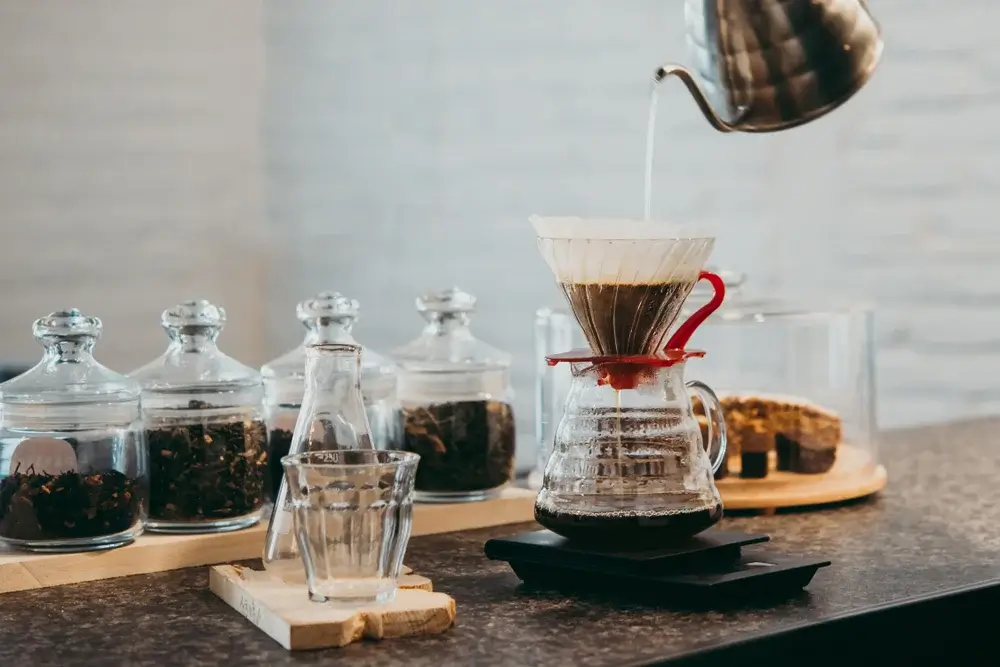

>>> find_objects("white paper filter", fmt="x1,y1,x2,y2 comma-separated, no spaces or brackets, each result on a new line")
530,216,715,286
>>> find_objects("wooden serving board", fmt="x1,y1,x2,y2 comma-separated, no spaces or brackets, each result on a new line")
210,565,456,651
0,486,536,594
717,443,888,512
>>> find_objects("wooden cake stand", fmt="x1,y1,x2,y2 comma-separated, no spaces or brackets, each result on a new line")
717,444,887,512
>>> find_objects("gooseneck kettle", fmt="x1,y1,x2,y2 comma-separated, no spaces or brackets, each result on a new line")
660,0,883,132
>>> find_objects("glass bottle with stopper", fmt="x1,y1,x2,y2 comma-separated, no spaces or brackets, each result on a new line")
531,217,728,546
0,309,148,552
261,291,400,502
661,0,883,132
130,300,267,534
391,288,517,503
262,342,374,582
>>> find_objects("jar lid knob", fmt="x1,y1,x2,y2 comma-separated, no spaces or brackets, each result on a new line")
32,309,102,344
161,300,226,333
416,287,476,316
297,291,360,329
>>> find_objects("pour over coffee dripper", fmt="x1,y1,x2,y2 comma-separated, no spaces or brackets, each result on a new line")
530,217,729,546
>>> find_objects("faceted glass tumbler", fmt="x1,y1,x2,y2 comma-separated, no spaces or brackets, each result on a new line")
281,450,419,605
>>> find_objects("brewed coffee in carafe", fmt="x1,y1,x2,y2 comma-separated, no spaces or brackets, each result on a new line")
531,217,728,546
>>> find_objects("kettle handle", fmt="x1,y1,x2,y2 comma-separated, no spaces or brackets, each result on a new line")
687,380,728,474
666,271,726,351
653,64,743,133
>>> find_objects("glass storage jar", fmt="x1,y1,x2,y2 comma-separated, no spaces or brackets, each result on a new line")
680,271,879,482
0,310,148,552
534,271,883,506
130,300,267,533
391,287,516,503
530,308,585,491
261,292,399,502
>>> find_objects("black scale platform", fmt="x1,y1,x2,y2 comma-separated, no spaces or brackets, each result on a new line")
485,530,830,605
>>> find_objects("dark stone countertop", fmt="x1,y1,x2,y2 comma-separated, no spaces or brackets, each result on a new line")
2,418,1000,666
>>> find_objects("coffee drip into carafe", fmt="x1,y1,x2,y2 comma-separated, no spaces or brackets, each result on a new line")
530,216,729,546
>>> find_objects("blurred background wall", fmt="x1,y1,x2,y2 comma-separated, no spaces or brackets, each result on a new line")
1,0,999,471
0,0,267,369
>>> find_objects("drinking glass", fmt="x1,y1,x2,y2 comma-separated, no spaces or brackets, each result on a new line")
281,450,419,605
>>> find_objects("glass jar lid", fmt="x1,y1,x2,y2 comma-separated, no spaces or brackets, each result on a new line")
0,309,140,406
261,291,396,394
685,269,870,323
129,300,260,392
391,287,511,372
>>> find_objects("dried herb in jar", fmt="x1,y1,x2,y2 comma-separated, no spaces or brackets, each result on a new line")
266,427,294,502
401,400,516,493
147,400,268,522
0,464,145,541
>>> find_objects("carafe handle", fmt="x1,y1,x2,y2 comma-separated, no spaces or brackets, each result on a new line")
686,380,728,475
666,271,726,351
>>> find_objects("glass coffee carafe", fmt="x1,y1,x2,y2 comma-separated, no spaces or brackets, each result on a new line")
535,350,727,544
530,216,729,545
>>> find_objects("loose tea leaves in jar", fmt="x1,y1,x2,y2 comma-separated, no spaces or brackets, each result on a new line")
147,400,268,522
0,464,145,542
0,309,149,551
132,300,268,533
401,399,516,493
266,426,294,502
391,288,518,502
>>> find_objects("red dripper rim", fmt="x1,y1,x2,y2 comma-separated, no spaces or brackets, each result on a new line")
545,348,705,391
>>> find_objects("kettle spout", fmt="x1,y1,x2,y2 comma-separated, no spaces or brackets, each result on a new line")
652,64,743,133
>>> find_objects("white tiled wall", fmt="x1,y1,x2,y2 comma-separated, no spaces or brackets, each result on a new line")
3,1,1000,471
0,0,267,372
265,0,1000,443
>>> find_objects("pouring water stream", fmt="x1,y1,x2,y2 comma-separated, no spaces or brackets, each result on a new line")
643,83,658,222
